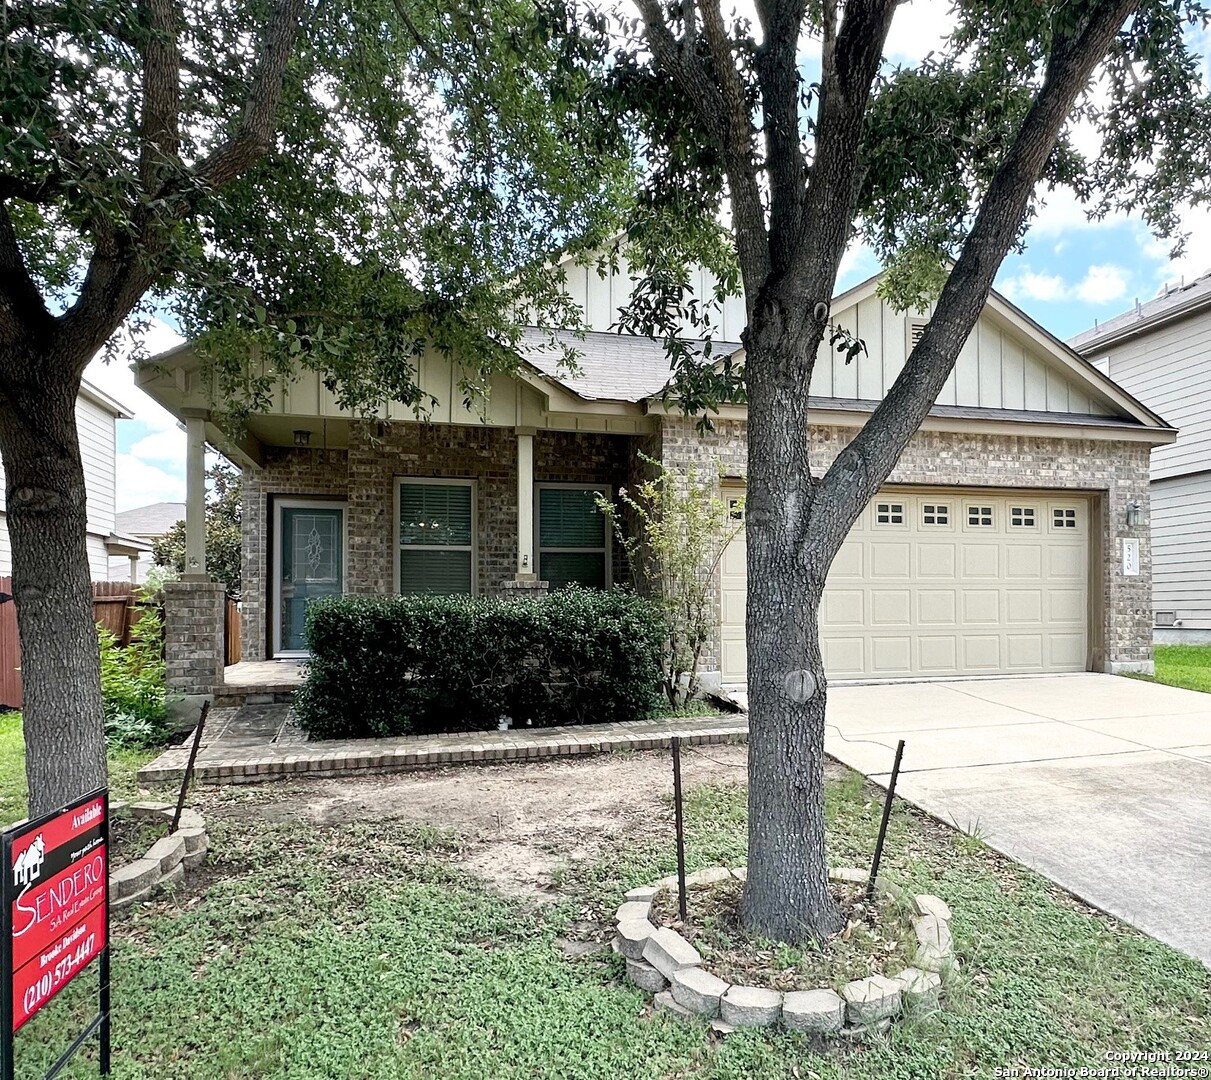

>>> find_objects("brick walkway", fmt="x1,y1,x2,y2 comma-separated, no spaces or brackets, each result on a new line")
138,704,749,785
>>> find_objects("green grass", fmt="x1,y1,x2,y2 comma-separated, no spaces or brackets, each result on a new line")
6,766,1207,1079
1146,644,1211,693
0,713,158,825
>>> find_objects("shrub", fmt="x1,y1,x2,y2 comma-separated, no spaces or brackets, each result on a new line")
294,588,667,740
598,454,743,706
98,600,170,749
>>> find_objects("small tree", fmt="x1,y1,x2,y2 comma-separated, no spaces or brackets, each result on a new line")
153,460,242,599
600,454,744,707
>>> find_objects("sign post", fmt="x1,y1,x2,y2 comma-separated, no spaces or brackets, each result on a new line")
0,788,111,1080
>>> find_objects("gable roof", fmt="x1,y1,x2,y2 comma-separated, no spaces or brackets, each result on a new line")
1069,271,1211,353
514,326,742,403
713,270,1170,431
79,377,135,419
115,501,185,536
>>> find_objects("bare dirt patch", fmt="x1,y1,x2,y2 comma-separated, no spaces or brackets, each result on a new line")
203,746,758,898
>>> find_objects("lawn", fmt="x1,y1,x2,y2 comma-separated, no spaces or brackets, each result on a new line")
1149,644,1211,693
0,712,158,825
5,752,1206,1080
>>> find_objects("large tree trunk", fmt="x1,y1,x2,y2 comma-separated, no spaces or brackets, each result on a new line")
739,300,843,944
0,354,106,818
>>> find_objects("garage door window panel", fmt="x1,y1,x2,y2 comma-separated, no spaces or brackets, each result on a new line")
921,502,952,528
874,501,907,527
1009,505,1038,529
966,504,995,529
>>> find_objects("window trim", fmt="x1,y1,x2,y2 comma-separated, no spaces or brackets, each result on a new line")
920,501,953,529
873,500,907,528
1049,504,1080,533
272,497,349,659
964,503,995,530
394,477,478,595
1008,504,1039,530
534,481,612,590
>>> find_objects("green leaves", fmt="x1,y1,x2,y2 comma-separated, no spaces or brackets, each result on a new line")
294,588,667,739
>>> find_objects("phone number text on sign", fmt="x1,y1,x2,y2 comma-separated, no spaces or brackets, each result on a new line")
5,793,108,1032
13,903,105,1030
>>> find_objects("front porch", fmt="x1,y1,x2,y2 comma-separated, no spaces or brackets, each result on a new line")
164,418,657,697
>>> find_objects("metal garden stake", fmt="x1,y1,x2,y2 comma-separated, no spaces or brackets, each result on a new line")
866,738,906,903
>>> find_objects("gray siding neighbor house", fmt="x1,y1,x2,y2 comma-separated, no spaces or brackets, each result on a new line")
1071,274,1211,641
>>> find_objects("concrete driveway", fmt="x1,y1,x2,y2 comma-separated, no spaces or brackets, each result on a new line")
822,673,1211,967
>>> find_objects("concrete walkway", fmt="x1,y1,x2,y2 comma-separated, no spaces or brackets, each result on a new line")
821,673,1211,967
139,707,748,785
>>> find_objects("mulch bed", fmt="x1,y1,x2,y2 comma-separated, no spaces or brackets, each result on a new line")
650,876,916,991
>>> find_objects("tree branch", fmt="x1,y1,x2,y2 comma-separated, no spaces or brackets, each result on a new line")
790,0,898,298
754,0,809,275
191,0,307,190
0,201,54,355
636,0,771,297
56,0,306,365
137,0,182,190
810,0,1142,555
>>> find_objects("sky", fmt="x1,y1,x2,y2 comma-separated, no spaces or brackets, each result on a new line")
93,0,1211,511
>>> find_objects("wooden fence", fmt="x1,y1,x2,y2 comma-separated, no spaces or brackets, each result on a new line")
225,596,241,667
0,580,242,709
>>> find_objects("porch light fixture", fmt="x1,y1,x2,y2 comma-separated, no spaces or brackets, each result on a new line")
1125,501,1143,528
293,429,312,448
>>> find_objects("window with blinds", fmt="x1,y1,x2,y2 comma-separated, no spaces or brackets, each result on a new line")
537,486,609,589
398,480,475,594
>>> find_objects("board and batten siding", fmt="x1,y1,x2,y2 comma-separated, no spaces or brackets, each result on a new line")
0,393,118,579
1089,312,1211,480
557,252,750,341
1149,471,1211,630
818,293,1114,414
563,255,1116,416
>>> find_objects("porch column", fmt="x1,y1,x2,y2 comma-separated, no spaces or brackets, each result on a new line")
184,413,207,579
516,430,535,578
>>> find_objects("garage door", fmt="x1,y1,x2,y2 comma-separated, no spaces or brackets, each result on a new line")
720,489,1090,682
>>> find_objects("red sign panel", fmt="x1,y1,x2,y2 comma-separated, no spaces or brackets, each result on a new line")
5,793,107,1032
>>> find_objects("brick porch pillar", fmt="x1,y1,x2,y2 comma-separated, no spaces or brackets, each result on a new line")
164,579,226,695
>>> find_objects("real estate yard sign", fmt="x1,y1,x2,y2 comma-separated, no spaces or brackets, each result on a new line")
0,789,111,1079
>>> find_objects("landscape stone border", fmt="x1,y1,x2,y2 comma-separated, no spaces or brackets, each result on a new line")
108,801,210,910
613,866,956,1039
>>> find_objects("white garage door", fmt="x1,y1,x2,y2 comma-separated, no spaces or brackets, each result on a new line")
720,489,1090,683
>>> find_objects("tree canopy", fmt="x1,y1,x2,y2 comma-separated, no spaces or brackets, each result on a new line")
574,0,1211,943
0,0,633,815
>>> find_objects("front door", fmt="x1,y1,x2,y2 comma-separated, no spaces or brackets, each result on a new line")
274,502,346,655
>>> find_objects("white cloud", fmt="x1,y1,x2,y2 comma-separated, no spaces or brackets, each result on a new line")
1000,269,1068,303
1143,203,1211,288
999,263,1129,305
883,0,952,61
1074,264,1128,304
128,426,186,465
115,453,185,511
84,319,184,434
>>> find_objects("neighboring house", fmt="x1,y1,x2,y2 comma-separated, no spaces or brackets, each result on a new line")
109,501,185,583
0,379,150,581
136,259,1171,696
1070,273,1211,643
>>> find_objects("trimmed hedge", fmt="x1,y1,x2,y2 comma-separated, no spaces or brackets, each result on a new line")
294,588,667,740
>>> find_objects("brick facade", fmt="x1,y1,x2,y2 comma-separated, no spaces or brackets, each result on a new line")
163,579,227,694
239,423,632,661
229,415,1153,674
657,415,1154,674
